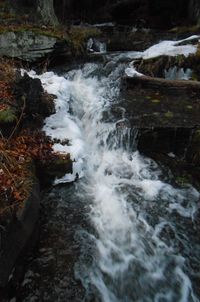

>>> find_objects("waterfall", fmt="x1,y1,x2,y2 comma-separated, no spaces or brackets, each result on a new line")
25,36,200,302
164,67,192,80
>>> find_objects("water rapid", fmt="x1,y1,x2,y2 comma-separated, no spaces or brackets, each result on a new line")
27,43,200,302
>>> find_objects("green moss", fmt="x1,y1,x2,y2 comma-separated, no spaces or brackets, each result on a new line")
0,24,68,40
169,25,200,34
164,111,174,118
0,107,16,123
151,99,160,103
176,175,190,185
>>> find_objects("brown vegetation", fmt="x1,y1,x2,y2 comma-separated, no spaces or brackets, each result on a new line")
0,59,68,216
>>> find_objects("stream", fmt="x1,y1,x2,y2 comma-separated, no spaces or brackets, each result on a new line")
21,37,200,302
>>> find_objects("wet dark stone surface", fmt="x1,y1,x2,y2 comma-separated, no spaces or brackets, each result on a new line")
14,73,55,127
15,185,85,302
121,79,200,128
0,181,40,290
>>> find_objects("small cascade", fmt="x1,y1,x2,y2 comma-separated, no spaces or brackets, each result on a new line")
165,66,192,80
87,38,107,53
22,35,200,302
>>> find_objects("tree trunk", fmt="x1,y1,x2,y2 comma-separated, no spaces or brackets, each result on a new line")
37,0,58,26
189,0,200,25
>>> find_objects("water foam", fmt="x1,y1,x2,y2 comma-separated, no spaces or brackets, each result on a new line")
124,35,199,77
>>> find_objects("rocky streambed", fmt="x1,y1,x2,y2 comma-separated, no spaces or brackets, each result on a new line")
1,28,200,302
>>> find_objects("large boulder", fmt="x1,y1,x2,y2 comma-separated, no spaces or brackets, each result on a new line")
14,73,55,119
0,31,60,62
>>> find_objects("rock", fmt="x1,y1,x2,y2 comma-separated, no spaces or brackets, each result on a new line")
16,186,85,301
0,181,40,288
13,73,55,127
135,50,200,80
0,31,58,62
38,157,73,187
106,28,154,52
137,127,192,157
115,71,200,187
121,76,200,128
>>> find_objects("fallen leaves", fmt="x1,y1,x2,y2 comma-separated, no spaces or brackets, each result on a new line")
0,130,57,215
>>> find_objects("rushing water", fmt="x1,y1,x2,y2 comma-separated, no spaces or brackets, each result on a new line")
26,37,200,302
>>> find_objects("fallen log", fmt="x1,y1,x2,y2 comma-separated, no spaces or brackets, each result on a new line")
124,75,200,93
119,74,200,129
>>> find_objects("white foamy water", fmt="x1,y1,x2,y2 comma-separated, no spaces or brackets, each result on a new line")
123,35,199,77
23,36,200,301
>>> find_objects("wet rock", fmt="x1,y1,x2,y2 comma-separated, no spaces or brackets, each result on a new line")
135,50,200,80
14,73,55,127
122,76,200,128
38,157,73,187
137,127,192,157
16,187,85,302
106,28,154,52
0,181,40,289
117,74,200,188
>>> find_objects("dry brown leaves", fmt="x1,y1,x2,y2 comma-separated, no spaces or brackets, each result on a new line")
0,131,56,215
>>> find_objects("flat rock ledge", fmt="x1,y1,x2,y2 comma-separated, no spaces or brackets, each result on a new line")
122,75,200,128
0,31,60,62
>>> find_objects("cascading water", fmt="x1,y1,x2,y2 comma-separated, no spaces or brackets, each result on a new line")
164,67,192,80
26,36,200,302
